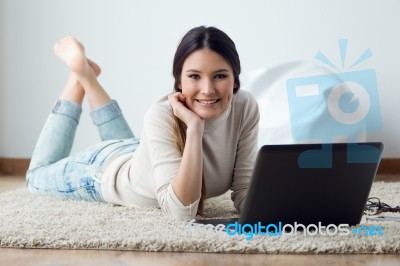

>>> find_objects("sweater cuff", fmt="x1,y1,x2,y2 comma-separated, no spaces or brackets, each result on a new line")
167,185,200,220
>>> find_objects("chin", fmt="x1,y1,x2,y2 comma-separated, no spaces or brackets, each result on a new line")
196,111,220,120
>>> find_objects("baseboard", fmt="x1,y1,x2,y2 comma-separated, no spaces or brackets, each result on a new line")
1,157,400,178
376,159,400,175
0,158,31,176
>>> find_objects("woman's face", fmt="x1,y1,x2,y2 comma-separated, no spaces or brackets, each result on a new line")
179,48,236,120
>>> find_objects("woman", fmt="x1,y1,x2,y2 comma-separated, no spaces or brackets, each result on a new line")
27,26,260,220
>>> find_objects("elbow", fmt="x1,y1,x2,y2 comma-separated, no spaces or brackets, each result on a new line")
157,184,200,221
161,198,200,221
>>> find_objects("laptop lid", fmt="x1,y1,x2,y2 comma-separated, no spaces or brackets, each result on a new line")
238,142,383,226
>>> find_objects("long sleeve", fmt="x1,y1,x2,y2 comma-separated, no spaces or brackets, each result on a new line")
142,103,200,220
230,93,260,212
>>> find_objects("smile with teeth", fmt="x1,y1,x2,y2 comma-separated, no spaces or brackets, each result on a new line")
196,99,219,105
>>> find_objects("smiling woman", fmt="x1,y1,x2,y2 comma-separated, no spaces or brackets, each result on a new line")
168,26,247,214
179,49,235,120
25,26,260,221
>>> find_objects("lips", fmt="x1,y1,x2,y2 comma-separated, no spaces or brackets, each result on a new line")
196,99,219,104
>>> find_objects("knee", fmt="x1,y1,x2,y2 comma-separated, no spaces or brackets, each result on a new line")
25,169,39,194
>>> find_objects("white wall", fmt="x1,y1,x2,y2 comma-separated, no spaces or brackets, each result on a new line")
0,0,4,157
1,0,400,158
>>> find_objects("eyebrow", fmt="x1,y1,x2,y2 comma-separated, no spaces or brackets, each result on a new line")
185,69,230,73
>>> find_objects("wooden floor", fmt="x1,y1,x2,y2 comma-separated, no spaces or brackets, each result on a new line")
1,175,399,266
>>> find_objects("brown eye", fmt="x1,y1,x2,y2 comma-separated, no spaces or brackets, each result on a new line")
215,74,227,79
189,74,200,79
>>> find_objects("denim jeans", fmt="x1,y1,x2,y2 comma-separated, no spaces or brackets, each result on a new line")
26,99,139,203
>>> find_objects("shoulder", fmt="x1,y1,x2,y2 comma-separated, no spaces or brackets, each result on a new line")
144,94,174,122
231,90,259,118
142,94,177,136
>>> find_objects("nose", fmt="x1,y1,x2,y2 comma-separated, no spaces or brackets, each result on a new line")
200,78,216,95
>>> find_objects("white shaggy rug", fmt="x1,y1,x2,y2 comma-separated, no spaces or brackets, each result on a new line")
1,182,400,254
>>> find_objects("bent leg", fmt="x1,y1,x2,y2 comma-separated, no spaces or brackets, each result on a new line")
54,35,134,141
25,98,108,201
27,99,82,173
26,36,120,202
26,99,106,202
90,100,135,141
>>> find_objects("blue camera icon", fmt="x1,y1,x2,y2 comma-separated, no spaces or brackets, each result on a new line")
286,69,382,168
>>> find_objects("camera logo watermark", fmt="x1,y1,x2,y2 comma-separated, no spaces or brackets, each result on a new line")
286,39,382,168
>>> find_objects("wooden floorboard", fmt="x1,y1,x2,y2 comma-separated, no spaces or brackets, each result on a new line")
1,175,399,265
0,248,399,266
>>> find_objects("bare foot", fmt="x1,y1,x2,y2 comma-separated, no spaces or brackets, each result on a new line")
54,36,112,109
53,35,93,77
88,59,101,77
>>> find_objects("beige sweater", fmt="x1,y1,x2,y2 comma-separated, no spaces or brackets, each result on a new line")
100,90,260,220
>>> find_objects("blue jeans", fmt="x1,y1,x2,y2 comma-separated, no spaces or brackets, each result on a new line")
26,99,139,202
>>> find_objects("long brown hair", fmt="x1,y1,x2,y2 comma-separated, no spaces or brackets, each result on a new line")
171,26,242,215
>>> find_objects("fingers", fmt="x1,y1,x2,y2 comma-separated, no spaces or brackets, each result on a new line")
168,92,186,109
168,92,204,131
168,92,182,114
168,92,190,120
168,92,178,107
169,92,185,104
177,92,186,103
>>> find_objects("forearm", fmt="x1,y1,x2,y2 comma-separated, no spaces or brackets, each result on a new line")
171,126,203,206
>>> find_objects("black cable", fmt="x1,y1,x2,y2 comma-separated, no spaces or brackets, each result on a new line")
364,197,400,214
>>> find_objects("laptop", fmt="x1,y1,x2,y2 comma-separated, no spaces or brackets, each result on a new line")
193,142,383,227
